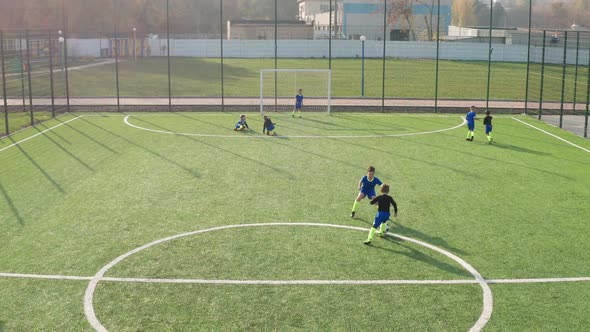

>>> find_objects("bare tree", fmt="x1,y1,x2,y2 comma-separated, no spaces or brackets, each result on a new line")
387,0,417,40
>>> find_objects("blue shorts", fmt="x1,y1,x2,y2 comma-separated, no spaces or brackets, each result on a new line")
295,102,302,110
235,123,244,129
485,124,492,134
267,124,275,131
467,122,475,131
361,189,376,199
373,211,390,228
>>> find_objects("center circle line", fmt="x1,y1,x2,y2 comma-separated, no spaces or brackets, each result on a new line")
123,115,466,138
83,222,492,332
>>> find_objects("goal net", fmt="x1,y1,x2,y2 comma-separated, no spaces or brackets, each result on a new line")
260,69,331,115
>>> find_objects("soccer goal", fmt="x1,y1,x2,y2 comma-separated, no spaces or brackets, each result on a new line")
260,69,331,115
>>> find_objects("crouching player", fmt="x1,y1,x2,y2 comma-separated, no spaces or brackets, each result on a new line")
364,184,398,244
263,116,277,136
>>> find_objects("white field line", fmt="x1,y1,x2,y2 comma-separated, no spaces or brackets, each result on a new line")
1,272,590,285
124,115,466,139
511,117,590,154
0,272,91,281
82,223,491,332
0,115,83,153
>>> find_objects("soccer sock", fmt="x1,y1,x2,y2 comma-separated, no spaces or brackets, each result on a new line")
470,131,474,138
366,227,377,242
379,223,387,234
489,132,493,141
466,130,471,139
352,200,359,212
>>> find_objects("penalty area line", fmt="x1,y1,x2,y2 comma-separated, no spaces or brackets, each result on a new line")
0,115,84,153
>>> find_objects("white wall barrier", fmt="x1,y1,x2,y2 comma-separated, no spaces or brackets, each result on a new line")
66,39,590,65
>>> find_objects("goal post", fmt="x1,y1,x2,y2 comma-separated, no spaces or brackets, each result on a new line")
260,69,331,115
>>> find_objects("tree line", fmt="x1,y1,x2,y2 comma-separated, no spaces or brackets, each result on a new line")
0,0,298,36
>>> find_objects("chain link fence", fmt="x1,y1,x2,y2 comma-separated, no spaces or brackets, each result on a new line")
1,0,589,138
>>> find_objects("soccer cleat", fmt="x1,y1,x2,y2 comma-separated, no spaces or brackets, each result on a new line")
298,115,302,118
351,211,355,218
465,138,470,141
378,232,385,238
470,137,474,141
363,240,371,245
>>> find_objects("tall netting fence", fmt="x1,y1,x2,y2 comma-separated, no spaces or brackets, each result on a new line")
1,0,589,138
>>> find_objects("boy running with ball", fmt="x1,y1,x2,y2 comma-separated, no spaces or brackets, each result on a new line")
364,184,398,245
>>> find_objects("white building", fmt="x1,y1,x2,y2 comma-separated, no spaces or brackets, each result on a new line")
298,0,452,41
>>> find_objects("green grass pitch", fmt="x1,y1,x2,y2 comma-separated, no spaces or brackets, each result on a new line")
1,112,590,331
2,57,588,101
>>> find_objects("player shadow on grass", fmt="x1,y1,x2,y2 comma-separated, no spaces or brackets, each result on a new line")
131,116,295,178
489,142,551,156
0,182,24,225
366,234,472,278
393,223,468,256
8,137,66,193
354,217,467,256
80,117,202,179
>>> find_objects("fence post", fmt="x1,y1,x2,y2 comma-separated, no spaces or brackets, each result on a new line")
220,0,224,112
558,31,568,128
381,0,386,113
485,0,493,111
538,30,546,120
62,0,70,112
434,0,441,113
572,32,580,112
166,0,171,112
18,36,26,112
1,30,9,135
114,0,120,112
25,29,34,126
48,29,56,117
585,36,589,138
524,0,533,115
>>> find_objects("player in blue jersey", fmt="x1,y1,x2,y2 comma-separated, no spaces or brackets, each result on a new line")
483,110,493,143
234,114,249,131
364,184,398,244
292,88,303,118
351,166,383,218
466,105,477,141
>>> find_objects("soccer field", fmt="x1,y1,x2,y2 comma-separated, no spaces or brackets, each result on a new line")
1,112,590,331
2,57,588,101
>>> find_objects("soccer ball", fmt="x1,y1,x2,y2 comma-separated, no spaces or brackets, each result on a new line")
385,223,390,233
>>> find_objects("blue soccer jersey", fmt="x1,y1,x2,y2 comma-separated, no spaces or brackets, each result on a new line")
295,94,303,109
466,111,476,124
466,110,476,131
360,176,382,197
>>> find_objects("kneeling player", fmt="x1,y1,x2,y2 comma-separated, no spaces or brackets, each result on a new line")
263,116,277,136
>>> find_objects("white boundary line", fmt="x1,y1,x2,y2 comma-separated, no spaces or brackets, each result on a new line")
124,115,466,139
82,223,492,332
511,117,590,154
0,115,83,153
2,272,589,285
